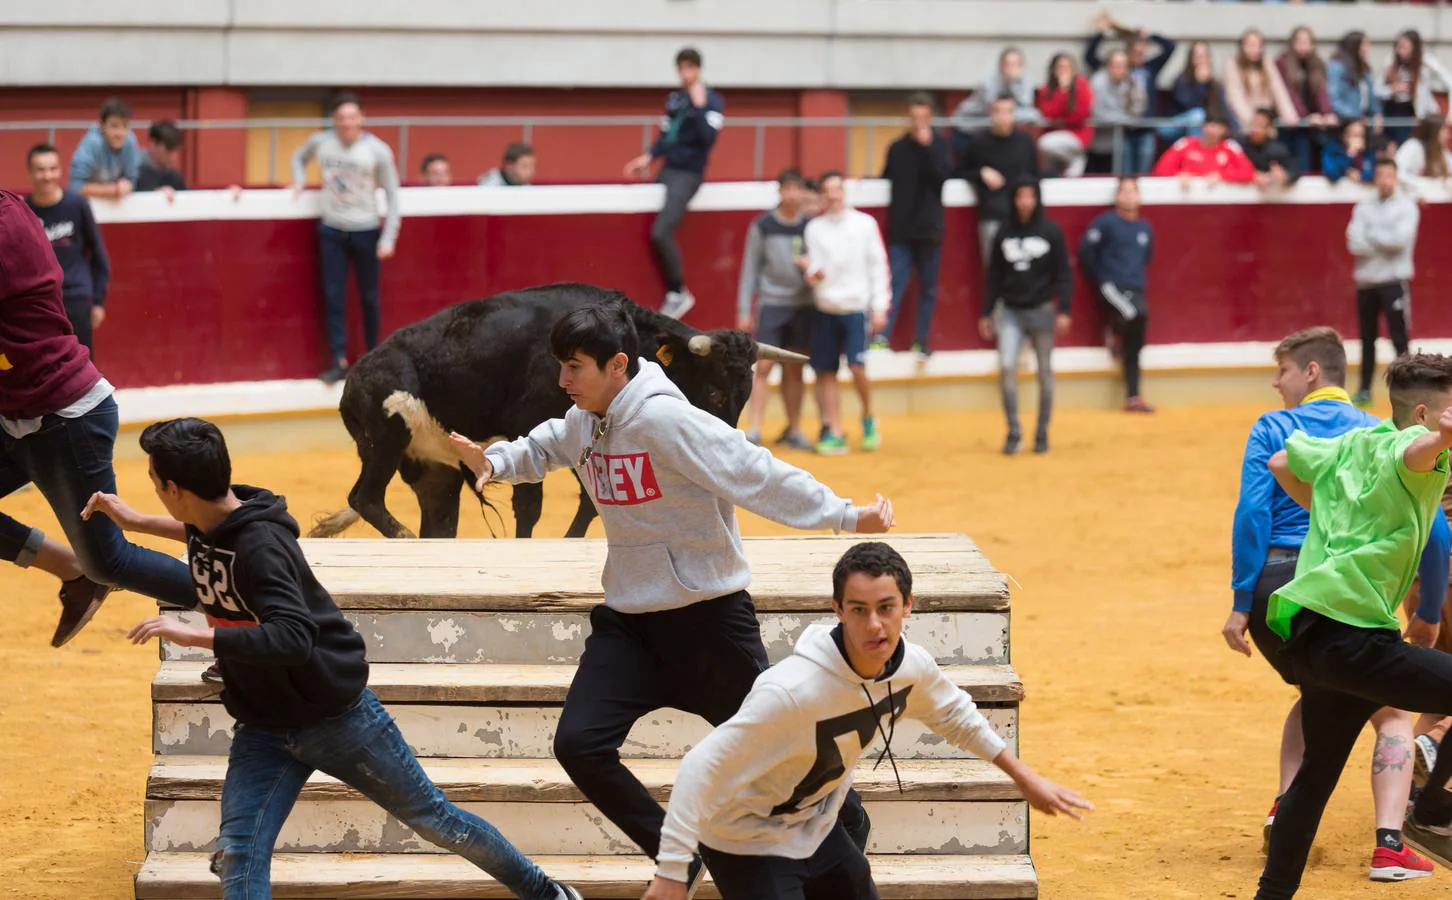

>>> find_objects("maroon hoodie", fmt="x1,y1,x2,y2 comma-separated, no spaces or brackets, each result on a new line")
0,190,101,420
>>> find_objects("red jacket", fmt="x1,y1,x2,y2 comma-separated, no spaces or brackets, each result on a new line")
1035,76,1095,148
0,191,101,420
1151,136,1257,183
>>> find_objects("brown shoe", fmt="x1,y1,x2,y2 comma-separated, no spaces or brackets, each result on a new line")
201,663,224,684
53,576,111,648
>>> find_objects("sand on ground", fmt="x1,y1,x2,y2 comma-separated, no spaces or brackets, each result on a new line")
2,403,1442,898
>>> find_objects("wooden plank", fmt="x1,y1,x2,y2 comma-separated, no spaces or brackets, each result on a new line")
294,533,1009,613
134,852,1038,899
145,798,1027,856
152,662,1025,704
148,757,1020,803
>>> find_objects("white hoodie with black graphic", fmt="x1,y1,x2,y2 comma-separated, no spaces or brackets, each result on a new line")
654,623,1008,883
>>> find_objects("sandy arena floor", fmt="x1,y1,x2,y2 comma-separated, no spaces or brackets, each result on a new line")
3,402,1444,899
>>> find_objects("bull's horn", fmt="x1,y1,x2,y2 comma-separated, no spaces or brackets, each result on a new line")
688,334,714,356
756,342,810,363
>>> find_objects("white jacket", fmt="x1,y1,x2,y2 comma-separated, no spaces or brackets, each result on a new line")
655,624,1008,882
804,207,891,316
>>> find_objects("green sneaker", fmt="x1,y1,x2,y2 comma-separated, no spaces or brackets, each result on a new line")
861,418,881,452
815,432,849,456
1354,389,1373,408
869,335,891,351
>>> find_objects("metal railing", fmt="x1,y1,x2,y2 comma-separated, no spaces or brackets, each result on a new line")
0,113,1428,182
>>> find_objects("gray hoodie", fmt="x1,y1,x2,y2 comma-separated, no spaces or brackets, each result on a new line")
655,623,1008,882
954,71,1043,126
291,129,403,249
1089,69,1148,155
1347,190,1420,286
484,361,860,613
736,208,813,320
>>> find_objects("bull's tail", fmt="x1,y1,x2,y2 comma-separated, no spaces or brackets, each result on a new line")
308,508,361,538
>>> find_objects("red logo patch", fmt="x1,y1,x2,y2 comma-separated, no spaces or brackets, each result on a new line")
589,452,662,505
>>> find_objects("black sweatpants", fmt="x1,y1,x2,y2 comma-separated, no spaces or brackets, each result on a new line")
551,591,866,860
650,167,704,293
1099,283,1148,399
702,823,879,900
1248,554,1300,686
1357,281,1410,394
64,295,95,359
1257,611,1452,898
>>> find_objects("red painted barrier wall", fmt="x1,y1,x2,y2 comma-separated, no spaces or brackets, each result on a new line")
88,182,1451,388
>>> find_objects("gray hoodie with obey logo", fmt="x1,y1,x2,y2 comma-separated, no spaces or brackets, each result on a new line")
484,360,860,613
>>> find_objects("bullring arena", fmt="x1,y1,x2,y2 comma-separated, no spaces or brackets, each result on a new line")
7,2,1452,899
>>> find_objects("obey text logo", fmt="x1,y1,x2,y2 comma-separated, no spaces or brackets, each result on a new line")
589,452,662,506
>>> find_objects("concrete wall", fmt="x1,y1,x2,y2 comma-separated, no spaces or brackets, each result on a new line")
2,0,1447,88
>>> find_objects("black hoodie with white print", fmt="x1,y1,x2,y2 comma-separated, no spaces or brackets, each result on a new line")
983,177,1073,317
653,623,1006,883
187,485,369,728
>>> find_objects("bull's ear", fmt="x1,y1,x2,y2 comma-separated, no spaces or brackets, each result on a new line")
653,333,685,368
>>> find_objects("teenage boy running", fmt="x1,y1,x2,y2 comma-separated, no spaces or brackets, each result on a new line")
1226,327,1443,881
85,418,584,900
640,542,1091,900
1256,353,1452,899
450,300,894,895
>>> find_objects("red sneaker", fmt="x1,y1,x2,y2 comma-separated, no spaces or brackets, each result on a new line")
1371,844,1435,882
1124,396,1156,414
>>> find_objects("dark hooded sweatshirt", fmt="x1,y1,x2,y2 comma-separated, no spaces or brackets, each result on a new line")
188,485,368,728
983,178,1073,317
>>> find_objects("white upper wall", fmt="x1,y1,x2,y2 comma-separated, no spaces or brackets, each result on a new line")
0,0,1446,89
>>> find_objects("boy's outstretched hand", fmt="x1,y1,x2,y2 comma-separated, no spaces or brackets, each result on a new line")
82,491,143,529
854,494,895,533
128,615,214,649
1016,770,1094,821
640,876,688,900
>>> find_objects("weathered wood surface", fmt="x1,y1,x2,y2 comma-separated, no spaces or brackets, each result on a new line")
134,852,1039,899
297,534,1010,612
153,661,1025,704
148,756,1019,803
151,703,1018,760
145,797,1026,855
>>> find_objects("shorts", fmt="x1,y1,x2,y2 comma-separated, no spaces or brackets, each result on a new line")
809,310,868,374
757,305,815,355
1250,552,1300,686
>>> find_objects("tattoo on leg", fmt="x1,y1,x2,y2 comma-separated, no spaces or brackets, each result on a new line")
1374,734,1410,774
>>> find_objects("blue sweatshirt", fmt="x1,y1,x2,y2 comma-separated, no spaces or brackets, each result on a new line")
24,191,110,306
1322,139,1375,185
68,125,143,191
1232,398,1450,622
1079,210,1153,290
650,86,725,175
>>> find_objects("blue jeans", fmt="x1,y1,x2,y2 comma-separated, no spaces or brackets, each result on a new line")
885,241,943,349
994,303,1057,439
216,689,558,900
1118,129,1158,175
0,396,195,606
1156,108,1206,143
318,224,382,364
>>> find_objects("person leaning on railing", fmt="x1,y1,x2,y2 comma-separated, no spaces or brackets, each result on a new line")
1277,26,1338,176
1327,31,1384,130
1036,54,1094,178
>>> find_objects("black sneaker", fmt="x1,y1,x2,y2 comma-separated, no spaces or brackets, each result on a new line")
53,576,111,648
1034,433,1050,454
1002,434,1021,456
201,663,224,685
1403,813,1452,868
685,854,707,898
319,364,349,385
841,803,872,853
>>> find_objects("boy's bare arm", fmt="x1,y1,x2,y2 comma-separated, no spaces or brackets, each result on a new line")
1403,408,1452,472
1268,450,1312,510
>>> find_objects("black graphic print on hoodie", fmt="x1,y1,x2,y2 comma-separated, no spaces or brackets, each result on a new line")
187,485,369,728
983,177,1073,318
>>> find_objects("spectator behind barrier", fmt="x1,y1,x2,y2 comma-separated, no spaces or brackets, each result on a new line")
1244,109,1302,191
25,144,110,356
1161,41,1234,143
1277,26,1337,175
1085,10,1176,133
1395,115,1452,198
1381,29,1452,146
1089,50,1152,175
1152,112,1256,187
479,143,535,186
956,93,1041,277
1327,31,1383,127
1225,29,1301,137
954,47,1044,133
1036,54,1094,178
420,153,452,186
1323,119,1379,185
136,121,187,199
68,97,143,201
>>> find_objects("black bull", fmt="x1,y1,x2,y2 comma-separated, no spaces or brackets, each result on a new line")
309,283,805,540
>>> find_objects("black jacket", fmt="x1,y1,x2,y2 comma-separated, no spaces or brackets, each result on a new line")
189,485,369,728
881,131,952,243
1243,136,1301,185
650,86,725,175
955,129,1040,224
984,179,1073,316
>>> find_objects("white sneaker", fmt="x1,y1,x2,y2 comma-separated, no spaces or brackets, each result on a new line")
554,884,584,900
1414,733,1439,791
661,289,696,320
